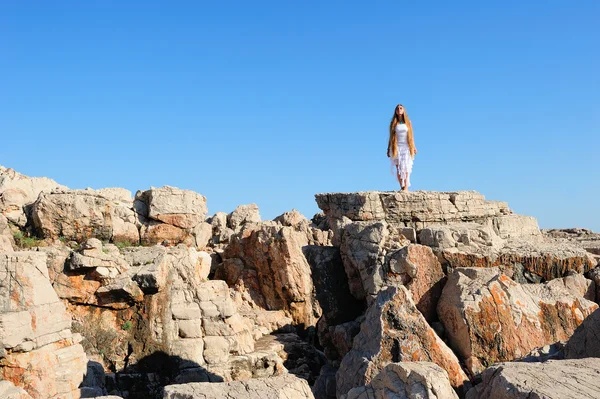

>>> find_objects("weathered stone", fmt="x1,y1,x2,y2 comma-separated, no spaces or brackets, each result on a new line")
564,307,600,359
31,189,139,243
219,224,321,328
140,220,189,246
0,380,33,399
345,362,459,399
438,267,598,375
140,186,207,229
193,221,212,249
0,166,67,226
203,336,230,365
339,220,410,301
0,251,86,399
466,358,600,399
178,319,203,338
586,266,600,302
316,191,510,233
163,374,315,399
228,204,261,231
95,276,144,308
491,215,540,239
336,286,469,397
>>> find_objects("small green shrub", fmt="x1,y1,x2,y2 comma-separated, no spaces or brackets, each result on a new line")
122,321,133,331
115,241,134,249
13,231,44,249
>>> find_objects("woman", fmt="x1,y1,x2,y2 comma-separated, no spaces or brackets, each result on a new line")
387,104,417,191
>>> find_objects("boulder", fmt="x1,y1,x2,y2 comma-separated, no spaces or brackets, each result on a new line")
0,166,67,226
218,224,321,328
137,186,207,229
162,374,315,399
345,362,459,399
438,267,598,375
31,189,139,243
228,204,261,231
340,221,444,320
0,251,87,399
466,358,600,399
336,286,469,397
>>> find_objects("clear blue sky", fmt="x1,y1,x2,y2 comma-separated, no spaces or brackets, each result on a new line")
1,1,598,231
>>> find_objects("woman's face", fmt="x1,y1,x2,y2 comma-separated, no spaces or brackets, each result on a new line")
396,106,405,116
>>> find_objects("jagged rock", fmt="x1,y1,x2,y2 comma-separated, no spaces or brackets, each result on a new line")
564,307,600,359
0,166,67,226
336,286,469,397
466,358,600,399
420,223,595,282
586,266,600,302
140,220,190,246
339,220,410,301
193,221,212,249
275,209,307,227
0,214,14,252
345,362,459,399
218,224,321,328
162,374,315,399
340,221,444,320
438,267,598,375
0,251,87,399
31,189,140,243
69,238,129,276
95,276,145,308
137,186,207,229
0,381,33,399
228,204,261,231
328,319,362,360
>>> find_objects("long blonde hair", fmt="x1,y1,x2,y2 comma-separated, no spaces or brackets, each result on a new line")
387,104,416,159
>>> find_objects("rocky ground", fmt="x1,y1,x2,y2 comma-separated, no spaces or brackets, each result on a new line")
0,165,599,399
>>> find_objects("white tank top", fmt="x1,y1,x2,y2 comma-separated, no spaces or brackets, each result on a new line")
395,123,409,147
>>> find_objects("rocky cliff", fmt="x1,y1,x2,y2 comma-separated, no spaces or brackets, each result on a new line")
1,166,598,399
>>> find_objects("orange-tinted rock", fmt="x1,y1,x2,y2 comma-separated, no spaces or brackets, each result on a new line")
336,286,469,397
438,267,598,375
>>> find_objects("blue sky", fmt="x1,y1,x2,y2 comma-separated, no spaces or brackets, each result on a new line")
1,1,598,231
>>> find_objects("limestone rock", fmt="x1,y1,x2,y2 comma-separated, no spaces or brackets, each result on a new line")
0,214,14,252
0,380,33,399
218,224,321,328
422,224,596,282
586,266,600,302
438,267,598,375
315,191,510,234
162,374,315,399
466,358,600,399
339,220,409,301
138,186,207,229
491,215,540,239
340,221,444,320
31,189,139,243
0,166,67,226
228,203,261,231
564,307,600,359
336,286,469,397
345,362,459,399
0,251,87,399
140,220,189,246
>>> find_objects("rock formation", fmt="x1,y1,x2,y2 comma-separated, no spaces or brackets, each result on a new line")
2,168,600,399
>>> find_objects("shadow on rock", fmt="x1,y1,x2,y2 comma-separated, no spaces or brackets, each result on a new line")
80,352,223,399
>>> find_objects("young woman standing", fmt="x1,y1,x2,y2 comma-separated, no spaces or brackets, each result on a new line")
387,104,417,191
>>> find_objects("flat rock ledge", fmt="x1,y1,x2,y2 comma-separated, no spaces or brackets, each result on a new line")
315,191,510,227
466,358,600,399
162,374,315,399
